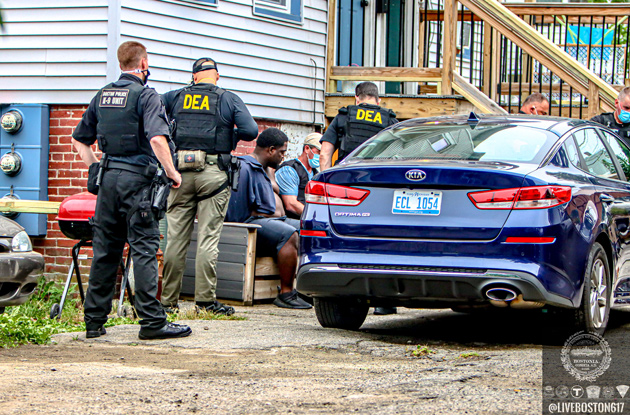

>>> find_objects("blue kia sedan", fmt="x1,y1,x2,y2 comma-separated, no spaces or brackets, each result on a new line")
296,114,630,335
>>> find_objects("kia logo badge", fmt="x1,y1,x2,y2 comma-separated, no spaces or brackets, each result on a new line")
405,170,426,181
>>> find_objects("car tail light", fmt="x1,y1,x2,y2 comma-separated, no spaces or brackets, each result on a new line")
468,186,572,210
305,181,370,206
300,230,328,237
505,237,556,244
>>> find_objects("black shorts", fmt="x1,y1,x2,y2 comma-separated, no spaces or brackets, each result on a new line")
248,216,300,257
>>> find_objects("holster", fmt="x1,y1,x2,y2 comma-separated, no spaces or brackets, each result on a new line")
150,169,173,220
218,154,241,192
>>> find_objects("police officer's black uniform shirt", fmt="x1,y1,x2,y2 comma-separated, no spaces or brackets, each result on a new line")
321,103,399,150
161,83,258,143
73,74,170,166
591,112,630,146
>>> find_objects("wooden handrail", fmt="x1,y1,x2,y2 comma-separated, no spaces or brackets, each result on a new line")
452,73,507,114
458,0,617,113
330,67,442,82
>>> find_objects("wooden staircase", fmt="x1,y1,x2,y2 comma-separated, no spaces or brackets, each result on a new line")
325,0,630,121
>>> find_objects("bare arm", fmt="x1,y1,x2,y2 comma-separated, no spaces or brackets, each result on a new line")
150,135,182,188
281,194,304,217
267,167,280,194
320,141,335,171
72,138,99,166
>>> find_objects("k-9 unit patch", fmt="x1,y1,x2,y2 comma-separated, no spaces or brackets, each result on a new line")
99,89,129,107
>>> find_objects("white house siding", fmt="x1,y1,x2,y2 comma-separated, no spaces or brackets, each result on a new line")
0,0,109,104
0,0,328,126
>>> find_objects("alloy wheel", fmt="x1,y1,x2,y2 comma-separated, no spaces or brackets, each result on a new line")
589,257,608,329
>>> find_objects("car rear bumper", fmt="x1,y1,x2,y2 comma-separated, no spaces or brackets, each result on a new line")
296,263,575,308
0,251,44,307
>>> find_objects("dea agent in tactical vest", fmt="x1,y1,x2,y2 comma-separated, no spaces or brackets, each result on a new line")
276,133,322,219
320,82,398,170
160,57,258,315
72,41,191,341
591,86,630,147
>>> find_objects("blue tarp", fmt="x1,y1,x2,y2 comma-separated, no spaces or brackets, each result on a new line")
567,25,614,46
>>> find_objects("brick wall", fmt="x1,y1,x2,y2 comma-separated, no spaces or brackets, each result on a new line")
32,105,93,278
235,120,280,155
34,107,283,279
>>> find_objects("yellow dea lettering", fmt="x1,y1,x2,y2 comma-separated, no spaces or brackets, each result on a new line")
183,94,211,111
354,108,383,124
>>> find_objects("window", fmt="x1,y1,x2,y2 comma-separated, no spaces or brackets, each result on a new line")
601,130,630,180
574,128,619,180
352,124,555,164
564,137,582,169
253,0,302,23
185,0,218,5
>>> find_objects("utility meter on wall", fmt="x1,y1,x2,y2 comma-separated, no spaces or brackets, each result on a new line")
0,148,22,176
0,110,23,134
0,104,49,236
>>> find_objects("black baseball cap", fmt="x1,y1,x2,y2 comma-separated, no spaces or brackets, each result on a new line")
192,57,218,74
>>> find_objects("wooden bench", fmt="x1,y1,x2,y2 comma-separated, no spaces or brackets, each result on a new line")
180,222,280,305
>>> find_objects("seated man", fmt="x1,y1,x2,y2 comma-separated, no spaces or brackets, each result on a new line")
225,128,312,309
276,132,321,219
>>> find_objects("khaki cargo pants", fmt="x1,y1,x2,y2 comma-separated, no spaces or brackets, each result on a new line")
161,155,230,305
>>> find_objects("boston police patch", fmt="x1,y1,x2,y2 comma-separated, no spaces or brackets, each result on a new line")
100,89,129,108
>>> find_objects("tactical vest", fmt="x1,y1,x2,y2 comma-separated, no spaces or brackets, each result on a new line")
95,81,151,157
171,83,235,154
278,159,317,219
338,105,394,160
594,113,630,144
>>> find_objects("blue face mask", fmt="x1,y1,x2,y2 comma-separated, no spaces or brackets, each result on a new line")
308,153,320,169
619,110,630,124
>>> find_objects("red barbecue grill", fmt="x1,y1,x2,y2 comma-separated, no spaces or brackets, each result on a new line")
53,192,134,319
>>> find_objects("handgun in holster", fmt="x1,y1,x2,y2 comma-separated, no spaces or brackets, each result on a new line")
95,154,109,187
227,155,241,192
150,168,173,220
218,154,241,192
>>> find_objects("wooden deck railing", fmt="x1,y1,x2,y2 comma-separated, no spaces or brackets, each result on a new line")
326,0,630,119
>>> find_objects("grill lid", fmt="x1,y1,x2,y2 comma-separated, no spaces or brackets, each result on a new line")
57,192,97,222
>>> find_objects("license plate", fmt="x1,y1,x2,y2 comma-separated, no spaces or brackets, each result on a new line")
392,190,442,215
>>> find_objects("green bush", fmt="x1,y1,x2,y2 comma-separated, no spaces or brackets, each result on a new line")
0,278,136,348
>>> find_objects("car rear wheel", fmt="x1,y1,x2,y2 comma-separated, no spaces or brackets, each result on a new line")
314,298,369,330
575,242,611,336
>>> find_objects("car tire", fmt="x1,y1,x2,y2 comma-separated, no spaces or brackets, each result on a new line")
314,298,369,330
0,307,4,314
574,242,611,336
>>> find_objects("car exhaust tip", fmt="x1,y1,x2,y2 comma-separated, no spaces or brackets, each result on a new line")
485,287,518,302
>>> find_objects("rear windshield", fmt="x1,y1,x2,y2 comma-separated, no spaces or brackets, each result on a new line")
350,123,556,164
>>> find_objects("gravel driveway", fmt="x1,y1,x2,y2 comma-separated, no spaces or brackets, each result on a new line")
4,305,628,414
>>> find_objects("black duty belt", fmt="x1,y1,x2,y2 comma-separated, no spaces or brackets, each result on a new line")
105,160,158,178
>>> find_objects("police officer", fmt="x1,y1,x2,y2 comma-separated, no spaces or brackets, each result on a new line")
275,133,321,219
320,81,398,171
160,57,258,314
72,41,191,340
591,87,630,146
